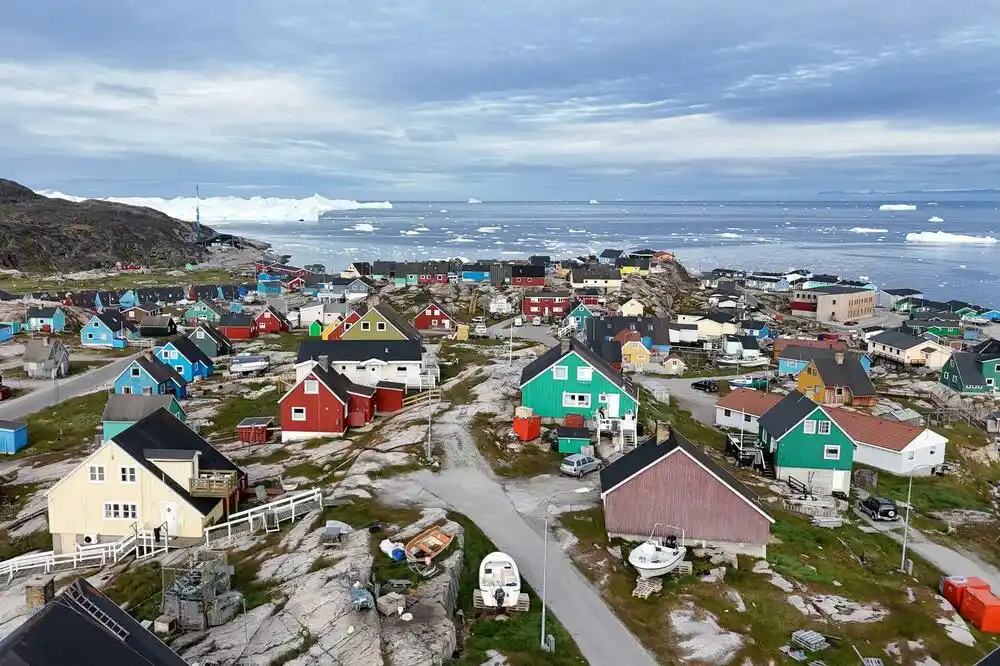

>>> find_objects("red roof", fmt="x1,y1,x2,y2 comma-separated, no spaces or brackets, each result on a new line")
826,408,925,451
714,388,784,416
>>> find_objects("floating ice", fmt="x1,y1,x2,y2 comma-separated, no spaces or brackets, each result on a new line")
414,227,430,232
344,223,377,232
439,209,448,213
446,236,476,243
589,199,599,204
928,216,945,223
467,197,482,204
849,227,889,234
39,190,391,222
906,231,998,245
567,229,587,234
717,232,742,238
879,203,917,211
476,226,501,233
400,230,421,236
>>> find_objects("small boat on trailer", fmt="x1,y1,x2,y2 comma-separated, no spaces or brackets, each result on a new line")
716,356,770,368
628,532,687,579
405,525,455,573
473,552,530,612
728,372,774,390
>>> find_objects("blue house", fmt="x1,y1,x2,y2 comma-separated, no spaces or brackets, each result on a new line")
257,273,283,297
154,336,215,382
585,316,672,354
25,307,66,333
81,311,138,348
740,320,772,340
461,263,491,282
0,325,13,343
0,420,28,454
113,354,188,398
778,345,872,377
117,289,139,310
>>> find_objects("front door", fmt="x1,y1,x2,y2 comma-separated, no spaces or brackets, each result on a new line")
160,502,178,536
605,393,621,418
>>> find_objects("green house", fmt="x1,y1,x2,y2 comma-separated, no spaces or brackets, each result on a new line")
940,352,1000,395
555,426,592,454
183,299,226,325
101,394,187,443
519,339,638,420
563,303,595,331
308,320,325,337
756,391,854,495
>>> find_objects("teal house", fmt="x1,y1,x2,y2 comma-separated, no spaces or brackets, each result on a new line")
80,311,138,348
519,339,638,420
25,307,66,333
183,299,227,325
555,426,592,454
757,391,854,495
101,394,187,442
154,336,215,382
113,355,187,398
940,352,1000,395
563,302,595,331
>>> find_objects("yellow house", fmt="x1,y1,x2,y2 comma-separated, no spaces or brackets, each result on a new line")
620,340,652,370
340,303,423,341
662,355,687,376
619,298,645,317
320,315,344,340
46,409,243,554
617,258,650,276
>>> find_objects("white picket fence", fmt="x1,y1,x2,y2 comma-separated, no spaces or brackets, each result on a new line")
203,488,323,546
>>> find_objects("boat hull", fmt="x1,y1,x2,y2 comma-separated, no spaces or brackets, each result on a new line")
628,542,686,579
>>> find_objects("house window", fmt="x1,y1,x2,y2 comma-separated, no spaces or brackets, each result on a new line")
803,420,817,434
823,445,840,460
89,465,105,482
86,332,94,340
377,322,386,331
598,394,608,403
943,371,949,380
361,322,371,331
562,392,592,408
122,386,132,395
906,451,915,460
552,366,568,380
744,414,752,423
196,330,205,339
130,368,141,377
304,380,319,394
818,421,832,435
723,409,732,417
988,378,995,386
103,503,138,520
291,407,307,421
835,387,844,397
397,366,407,373
120,467,137,483
341,365,348,371
577,367,593,382
425,308,433,315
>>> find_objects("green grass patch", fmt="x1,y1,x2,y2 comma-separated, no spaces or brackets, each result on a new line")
682,366,744,378
439,340,492,381
20,391,108,460
68,360,109,374
637,387,722,449
0,482,43,521
441,373,482,405
471,413,562,478
861,465,993,512
104,562,164,621
0,531,51,560
252,448,293,464
368,461,425,479
448,512,586,666
260,331,307,353
283,461,325,480
204,392,280,436
0,267,239,294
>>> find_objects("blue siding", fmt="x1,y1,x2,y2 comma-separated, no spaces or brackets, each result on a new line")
778,357,809,376
0,327,12,343
26,309,66,333
155,342,213,382
0,424,28,454
114,361,186,398
80,317,128,348
462,271,490,282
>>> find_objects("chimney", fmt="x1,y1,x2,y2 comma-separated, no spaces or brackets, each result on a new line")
655,421,671,444
317,355,330,372
24,575,54,615
834,351,844,365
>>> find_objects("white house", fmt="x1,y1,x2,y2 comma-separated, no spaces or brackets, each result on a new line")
569,267,623,291
619,298,645,317
714,389,783,431
295,339,432,389
488,295,514,316
300,301,351,328
668,323,699,344
827,408,947,475
722,335,762,360
680,312,739,340
867,330,952,371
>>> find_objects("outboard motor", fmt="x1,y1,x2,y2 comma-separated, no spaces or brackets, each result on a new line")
664,535,678,549
494,588,507,608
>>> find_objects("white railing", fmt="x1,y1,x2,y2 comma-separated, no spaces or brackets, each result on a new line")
203,488,322,546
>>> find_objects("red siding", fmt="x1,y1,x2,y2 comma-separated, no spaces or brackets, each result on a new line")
413,305,455,331
791,301,818,312
521,297,570,317
418,274,448,285
376,385,405,413
218,324,257,340
512,277,545,287
579,295,600,306
254,311,287,334
347,393,376,427
238,425,271,444
604,451,770,547
279,373,347,436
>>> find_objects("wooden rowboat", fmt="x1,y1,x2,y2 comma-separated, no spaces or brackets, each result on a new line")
405,525,454,565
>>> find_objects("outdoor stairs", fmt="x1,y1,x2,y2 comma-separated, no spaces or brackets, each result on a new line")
204,488,323,546
760,456,777,480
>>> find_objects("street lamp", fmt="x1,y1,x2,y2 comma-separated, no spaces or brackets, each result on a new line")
900,464,937,573
540,486,593,651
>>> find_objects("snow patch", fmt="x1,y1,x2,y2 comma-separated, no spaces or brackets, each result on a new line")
928,216,945,223
446,236,476,244
400,230,421,236
589,199,600,204
879,203,917,211
567,229,587,234
906,231,998,245
39,190,391,222
849,227,889,234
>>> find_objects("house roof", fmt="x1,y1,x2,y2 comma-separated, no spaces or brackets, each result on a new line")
21,339,65,363
869,329,925,350
797,285,870,295
163,335,214,367
189,322,230,347
112,408,240,515
757,391,820,438
219,312,254,327
825,408,927,452
296,339,424,363
255,305,291,326
590,339,623,365
238,416,274,427
728,335,760,351
950,352,991,386
740,320,767,330
520,338,630,391
630,248,657,256
599,249,624,259
94,310,138,332
585,316,671,346
704,311,735,324
571,265,620,282
284,362,373,404
810,354,876,397
599,430,773,522
557,426,592,439
511,264,545,278
102,394,180,422
0,577,189,666
138,315,175,330
973,338,1000,355
617,256,651,268
371,303,423,340
883,287,922,296
519,343,568,385
131,355,188,387
714,388,784,417
25,307,58,319
773,338,847,358
423,301,458,322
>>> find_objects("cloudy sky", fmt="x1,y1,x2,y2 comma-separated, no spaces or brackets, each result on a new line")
2,1,999,199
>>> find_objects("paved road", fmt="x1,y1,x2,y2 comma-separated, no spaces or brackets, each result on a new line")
487,318,559,348
0,353,141,421
635,374,738,424
417,469,657,666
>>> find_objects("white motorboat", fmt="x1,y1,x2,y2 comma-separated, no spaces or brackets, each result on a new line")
473,552,530,612
628,535,686,579
716,356,769,368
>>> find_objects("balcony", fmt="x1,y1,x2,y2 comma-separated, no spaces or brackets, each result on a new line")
189,471,238,498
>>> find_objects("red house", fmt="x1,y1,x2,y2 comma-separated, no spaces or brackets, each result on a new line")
254,306,291,334
418,272,448,285
511,264,545,288
279,360,375,441
413,302,459,332
218,313,259,340
323,310,362,340
255,262,311,279
283,276,306,291
522,291,571,319
576,289,601,307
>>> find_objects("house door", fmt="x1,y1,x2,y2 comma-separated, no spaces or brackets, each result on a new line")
160,502,178,536
369,365,379,381
604,393,621,418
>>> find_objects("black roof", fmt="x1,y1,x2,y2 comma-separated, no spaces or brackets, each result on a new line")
556,426,591,439
102,394,179,422
705,311,735,324
219,312,253,327
25,307,58,318
811,353,876,397
511,264,545,278
132,355,188,386
870,329,925,350
520,339,630,391
731,335,759,351
95,310,137,332
138,315,176,333
973,338,1000,355
589,339,623,365
519,343,566,385
798,285,871,295
529,255,551,266
188,321,231,347
0,420,25,431
600,430,769,517
163,335,214,367
883,287,922,296
585,316,671,346
571,265,620,281
297,339,424,363
616,256,651,269
599,249,624,259
757,391,819,438
950,352,988,387
630,248,657,256
302,363,374,403
740,320,768,330
0,289,19,301
974,646,1000,666
809,274,840,282
351,261,372,274
0,577,188,666
112,408,240,515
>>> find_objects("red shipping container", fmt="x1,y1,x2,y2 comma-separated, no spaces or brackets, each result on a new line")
960,588,1000,633
564,413,585,428
943,576,992,611
513,416,541,441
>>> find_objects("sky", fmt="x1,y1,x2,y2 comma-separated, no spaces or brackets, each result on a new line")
2,1,1000,200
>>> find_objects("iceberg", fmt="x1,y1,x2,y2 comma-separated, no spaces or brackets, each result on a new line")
414,226,431,232
400,230,421,236
467,197,482,204
589,199,600,204
905,231,998,245
476,226,501,233
344,223,377,232
879,203,917,211
37,190,391,222
717,232,742,238
928,216,944,223
849,227,889,234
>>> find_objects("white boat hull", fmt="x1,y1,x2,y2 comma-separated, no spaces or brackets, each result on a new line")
476,552,524,609
628,541,686,579
716,357,769,367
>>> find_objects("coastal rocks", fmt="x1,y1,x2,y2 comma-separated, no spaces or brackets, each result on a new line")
726,589,747,612
811,595,887,623
768,574,795,593
669,608,743,664
936,595,976,646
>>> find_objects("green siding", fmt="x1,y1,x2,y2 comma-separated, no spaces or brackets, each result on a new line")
520,351,638,420
103,403,185,441
557,436,590,454
762,406,854,471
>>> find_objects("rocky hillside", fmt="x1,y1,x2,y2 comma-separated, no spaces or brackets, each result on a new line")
0,179,212,270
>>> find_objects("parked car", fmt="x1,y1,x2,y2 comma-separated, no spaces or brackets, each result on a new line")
859,496,898,521
691,379,719,393
513,316,523,327
532,316,542,326
844,320,858,326
560,454,603,478
472,316,486,325
473,324,488,335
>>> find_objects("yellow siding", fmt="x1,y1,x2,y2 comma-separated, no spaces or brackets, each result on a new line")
619,300,645,316
149,459,196,490
796,361,826,402
622,341,651,367
47,443,216,552
340,310,406,340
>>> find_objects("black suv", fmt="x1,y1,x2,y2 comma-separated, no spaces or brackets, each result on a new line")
691,380,719,393
859,496,898,521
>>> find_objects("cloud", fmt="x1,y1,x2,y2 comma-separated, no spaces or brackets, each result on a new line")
1,1,1000,198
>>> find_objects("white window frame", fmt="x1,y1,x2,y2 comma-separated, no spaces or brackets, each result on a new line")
906,451,915,460
361,321,371,331
89,465,105,483
103,502,138,520
130,367,141,377
943,371,949,380
818,420,832,435
562,392,592,408
803,420,817,434
120,466,137,484
552,366,568,380
823,445,840,460
304,379,319,395
291,407,307,422
576,367,593,382
196,330,205,339
376,322,386,331
598,394,609,404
